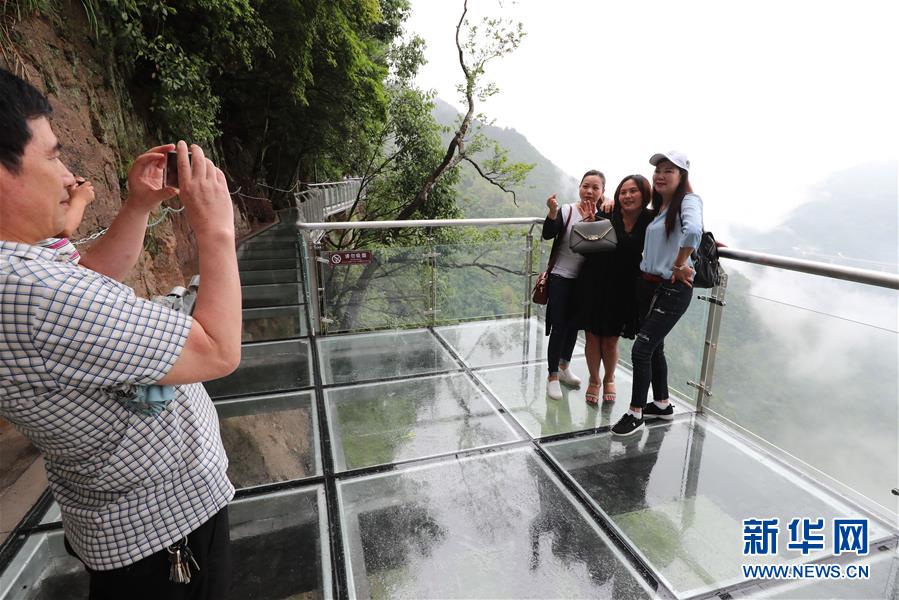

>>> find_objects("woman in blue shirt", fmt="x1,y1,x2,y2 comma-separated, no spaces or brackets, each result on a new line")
611,151,703,437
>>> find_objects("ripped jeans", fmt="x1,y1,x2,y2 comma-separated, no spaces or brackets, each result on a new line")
629,280,693,410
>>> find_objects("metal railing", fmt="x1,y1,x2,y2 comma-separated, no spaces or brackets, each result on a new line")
294,178,364,224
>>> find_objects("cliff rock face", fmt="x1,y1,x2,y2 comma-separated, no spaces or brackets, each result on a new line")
2,4,268,296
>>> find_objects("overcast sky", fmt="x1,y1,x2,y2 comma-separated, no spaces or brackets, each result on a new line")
406,0,898,243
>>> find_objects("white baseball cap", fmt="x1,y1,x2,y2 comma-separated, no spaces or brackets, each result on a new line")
649,151,690,171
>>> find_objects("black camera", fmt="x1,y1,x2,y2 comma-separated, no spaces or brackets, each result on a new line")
164,150,191,188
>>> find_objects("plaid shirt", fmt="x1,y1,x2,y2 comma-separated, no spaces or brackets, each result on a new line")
0,241,234,570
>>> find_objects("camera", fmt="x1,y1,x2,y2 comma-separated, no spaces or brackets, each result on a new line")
164,150,191,188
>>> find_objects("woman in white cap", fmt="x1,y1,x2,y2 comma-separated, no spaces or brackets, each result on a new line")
611,151,703,436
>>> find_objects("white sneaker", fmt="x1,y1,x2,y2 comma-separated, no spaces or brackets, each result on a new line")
558,367,582,388
547,378,563,400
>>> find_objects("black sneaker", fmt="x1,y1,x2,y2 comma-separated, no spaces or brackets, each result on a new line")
642,402,674,421
611,413,644,437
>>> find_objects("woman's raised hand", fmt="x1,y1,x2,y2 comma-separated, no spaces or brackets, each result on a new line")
546,194,559,218
577,198,596,221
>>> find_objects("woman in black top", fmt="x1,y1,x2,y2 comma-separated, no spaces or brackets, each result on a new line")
576,175,655,404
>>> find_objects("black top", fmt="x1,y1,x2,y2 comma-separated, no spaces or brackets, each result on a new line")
575,208,655,338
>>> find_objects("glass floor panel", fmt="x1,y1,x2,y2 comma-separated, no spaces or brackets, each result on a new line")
543,417,895,598
435,317,584,369
237,246,298,261
317,330,458,385
216,392,320,488
204,339,312,399
242,305,307,343
229,486,330,599
240,268,302,286
239,257,300,271
242,283,304,309
337,447,654,599
752,544,899,599
325,373,521,471
0,487,329,600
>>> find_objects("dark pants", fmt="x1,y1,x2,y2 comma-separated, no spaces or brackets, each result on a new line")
630,281,692,409
70,506,232,600
547,274,579,374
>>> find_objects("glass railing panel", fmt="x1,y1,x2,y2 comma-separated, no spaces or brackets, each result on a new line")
316,330,457,386
543,417,894,598
241,283,304,309
237,244,297,261
204,339,312,399
318,246,431,333
216,392,320,488
242,305,307,342
711,266,898,516
476,356,689,438
239,268,301,286
229,486,331,599
434,242,530,322
337,447,653,599
0,530,86,599
325,373,521,471
616,289,709,407
435,317,583,369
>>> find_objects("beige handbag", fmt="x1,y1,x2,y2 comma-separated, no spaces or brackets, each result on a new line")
569,218,617,254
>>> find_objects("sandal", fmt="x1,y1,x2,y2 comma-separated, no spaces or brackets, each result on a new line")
585,382,600,405
602,381,616,403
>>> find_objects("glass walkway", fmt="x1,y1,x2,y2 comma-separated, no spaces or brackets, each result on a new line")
0,211,896,599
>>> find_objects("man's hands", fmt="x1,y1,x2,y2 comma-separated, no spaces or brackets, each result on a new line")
126,144,178,212
175,141,234,239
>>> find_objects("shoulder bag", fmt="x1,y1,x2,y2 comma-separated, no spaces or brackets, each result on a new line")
532,206,573,304
569,218,617,254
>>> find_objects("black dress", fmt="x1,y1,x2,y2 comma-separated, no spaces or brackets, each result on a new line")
575,208,655,338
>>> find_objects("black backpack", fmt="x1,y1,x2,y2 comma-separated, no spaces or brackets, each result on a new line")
691,230,722,288
681,205,722,289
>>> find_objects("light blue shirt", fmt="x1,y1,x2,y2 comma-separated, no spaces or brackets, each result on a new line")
640,193,704,279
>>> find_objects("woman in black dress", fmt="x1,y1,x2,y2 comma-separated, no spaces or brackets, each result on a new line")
576,175,654,404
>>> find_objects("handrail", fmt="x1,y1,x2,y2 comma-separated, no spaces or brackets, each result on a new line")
719,247,899,290
296,217,544,230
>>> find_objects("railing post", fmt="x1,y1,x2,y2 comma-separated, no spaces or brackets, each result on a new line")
692,271,728,413
524,231,534,320
427,233,438,327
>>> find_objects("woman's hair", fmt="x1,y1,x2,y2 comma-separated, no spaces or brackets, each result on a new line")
612,175,652,218
651,166,693,236
580,169,606,189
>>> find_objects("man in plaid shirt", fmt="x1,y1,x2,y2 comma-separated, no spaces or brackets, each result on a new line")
0,69,242,598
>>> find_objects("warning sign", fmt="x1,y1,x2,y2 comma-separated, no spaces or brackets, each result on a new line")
328,251,372,266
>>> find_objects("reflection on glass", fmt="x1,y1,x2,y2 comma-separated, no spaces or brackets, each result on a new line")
544,418,893,597
242,305,307,342
436,317,583,368
711,269,898,514
229,486,330,599
317,330,457,385
216,392,320,488
326,373,520,471
476,357,686,437
204,339,312,399
242,283,303,309
0,531,87,599
338,448,652,599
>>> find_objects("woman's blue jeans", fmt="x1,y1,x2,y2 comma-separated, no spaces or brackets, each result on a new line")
629,281,692,409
